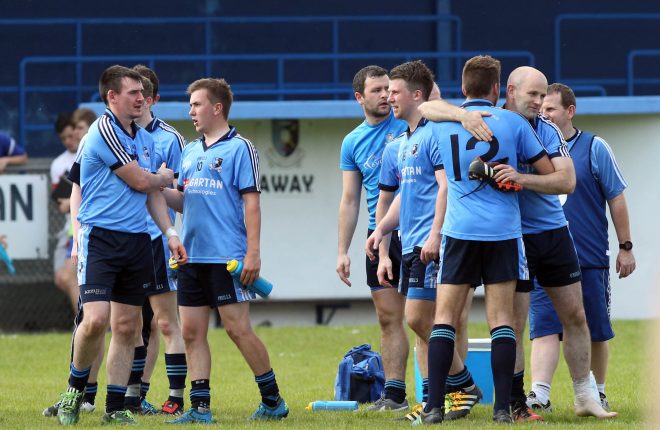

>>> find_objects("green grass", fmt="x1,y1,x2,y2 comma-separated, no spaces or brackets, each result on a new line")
0,320,649,429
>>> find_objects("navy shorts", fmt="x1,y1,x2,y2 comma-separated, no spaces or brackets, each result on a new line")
366,229,402,290
144,235,177,296
438,236,527,286
517,226,582,293
77,225,152,306
399,247,437,301
529,268,613,341
177,263,255,308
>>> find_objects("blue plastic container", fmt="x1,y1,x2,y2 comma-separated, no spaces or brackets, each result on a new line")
306,401,358,411
226,259,273,298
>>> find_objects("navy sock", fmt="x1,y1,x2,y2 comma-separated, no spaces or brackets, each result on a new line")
510,371,526,405
426,324,456,411
422,378,429,403
383,379,406,404
83,382,98,404
68,363,91,392
128,346,146,387
491,326,516,413
446,365,475,393
190,379,210,410
255,369,281,407
140,381,150,400
106,385,127,413
165,353,187,406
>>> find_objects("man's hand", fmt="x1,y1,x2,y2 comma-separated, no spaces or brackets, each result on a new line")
157,162,175,187
492,163,522,184
461,110,493,142
167,236,188,268
377,255,394,288
70,238,78,266
365,230,384,262
420,235,440,264
336,253,352,287
616,250,636,279
241,251,261,286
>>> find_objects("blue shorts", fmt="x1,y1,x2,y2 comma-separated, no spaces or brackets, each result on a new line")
144,235,177,296
77,225,151,306
399,247,437,301
366,229,402,291
438,236,528,286
529,268,613,341
517,226,582,293
177,263,255,308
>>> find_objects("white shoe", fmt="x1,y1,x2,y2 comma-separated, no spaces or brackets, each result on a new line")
80,401,96,413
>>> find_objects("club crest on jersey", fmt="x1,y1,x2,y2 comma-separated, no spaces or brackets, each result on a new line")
209,157,223,173
386,133,395,143
411,143,419,158
142,146,150,160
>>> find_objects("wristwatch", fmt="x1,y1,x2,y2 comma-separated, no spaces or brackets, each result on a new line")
619,241,633,251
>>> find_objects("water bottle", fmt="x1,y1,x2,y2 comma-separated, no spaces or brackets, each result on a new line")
226,259,273,298
0,245,16,275
305,401,358,411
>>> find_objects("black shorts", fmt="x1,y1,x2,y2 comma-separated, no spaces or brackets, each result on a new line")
366,229,402,290
516,226,582,292
144,236,177,296
438,236,527,286
177,263,255,308
77,225,152,306
399,247,438,301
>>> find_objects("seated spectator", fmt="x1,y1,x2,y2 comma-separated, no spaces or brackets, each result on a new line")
0,131,28,173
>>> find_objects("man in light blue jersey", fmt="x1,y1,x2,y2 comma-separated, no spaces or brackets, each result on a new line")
367,61,484,421
412,55,556,424
337,65,411,410
525,83,636,412
57,65,187,426
124,65,188,416
492,68,616,420
161,78,287,424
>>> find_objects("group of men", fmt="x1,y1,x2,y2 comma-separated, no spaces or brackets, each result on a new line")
46,64,287,426
337,57,635,424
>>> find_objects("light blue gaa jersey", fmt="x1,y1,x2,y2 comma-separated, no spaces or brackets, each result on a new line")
340,112,407,229
76,109,155,233
144,116,185,241
437,100,547,241
378,134,405,192
397,119,442,254
177,127,260,264
516,114,570,234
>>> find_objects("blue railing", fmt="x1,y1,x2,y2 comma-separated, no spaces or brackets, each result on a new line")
627,50,660,96
18,50,535,148
554,13,660,94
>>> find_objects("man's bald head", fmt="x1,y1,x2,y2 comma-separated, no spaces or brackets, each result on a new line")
506,66,548,120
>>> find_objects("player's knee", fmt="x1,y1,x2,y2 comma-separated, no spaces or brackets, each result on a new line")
157,316,179,338
224,319,253,343
405,313,432,339
81,313,109,337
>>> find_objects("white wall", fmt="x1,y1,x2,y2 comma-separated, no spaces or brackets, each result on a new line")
573,114,660,319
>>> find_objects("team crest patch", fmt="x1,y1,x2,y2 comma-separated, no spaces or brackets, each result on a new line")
142,146,150,160
265,119,305,168
209,157,223,173
386,133,395,142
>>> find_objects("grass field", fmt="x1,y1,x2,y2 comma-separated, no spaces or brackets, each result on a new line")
0,320,649,429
